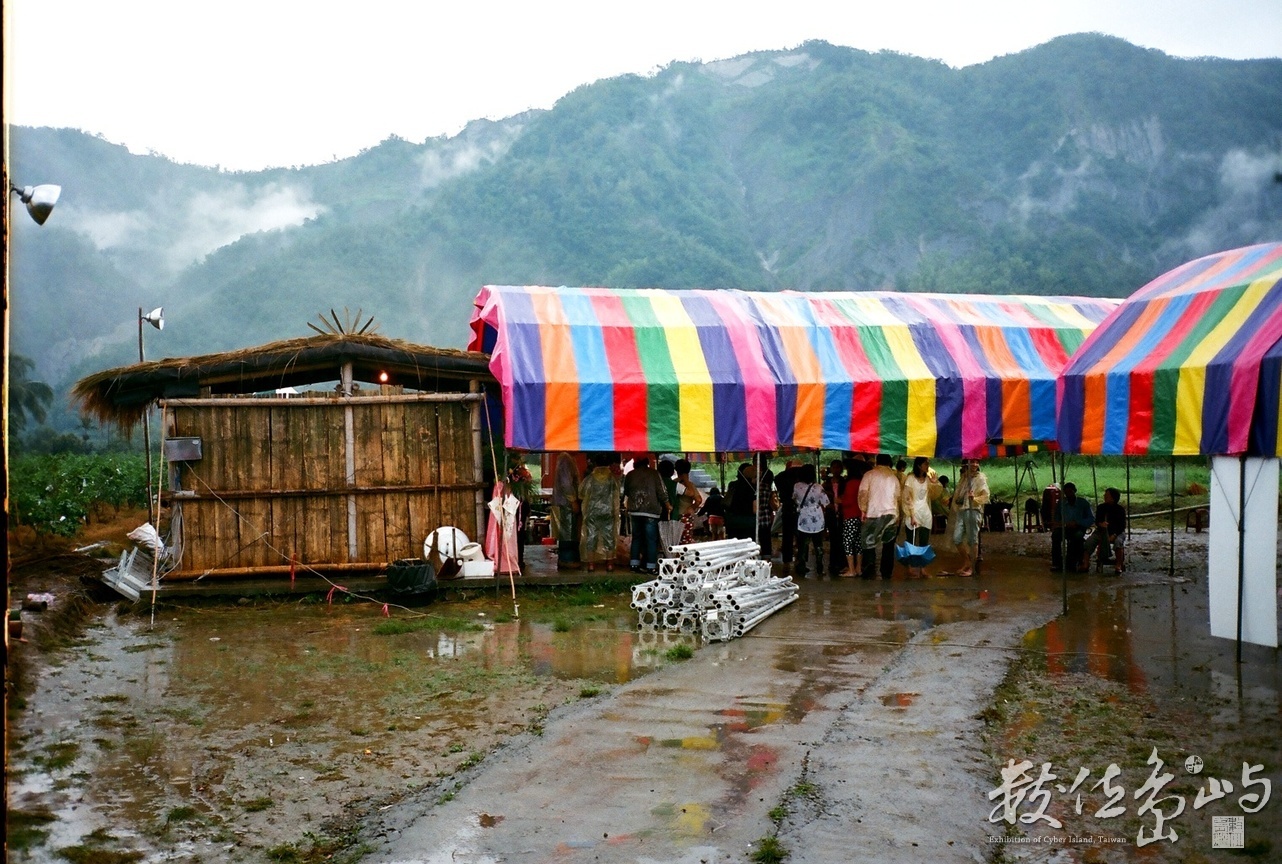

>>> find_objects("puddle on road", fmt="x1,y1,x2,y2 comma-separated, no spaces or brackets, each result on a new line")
1026,582,1282,702
7,594,686,862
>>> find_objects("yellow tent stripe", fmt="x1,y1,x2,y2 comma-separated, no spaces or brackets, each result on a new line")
1174,278,1275,453
646,291,715,452
879,314,937,456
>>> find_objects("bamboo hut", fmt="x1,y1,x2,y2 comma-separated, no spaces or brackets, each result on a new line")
74,333,494,581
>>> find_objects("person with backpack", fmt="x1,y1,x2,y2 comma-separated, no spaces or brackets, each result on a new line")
792,464,830,578
858,454,901,580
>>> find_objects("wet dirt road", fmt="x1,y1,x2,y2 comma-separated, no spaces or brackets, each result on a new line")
363,568,1062,864
11,529,1278,863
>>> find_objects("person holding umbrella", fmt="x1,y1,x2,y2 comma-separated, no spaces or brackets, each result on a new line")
898,457,940,578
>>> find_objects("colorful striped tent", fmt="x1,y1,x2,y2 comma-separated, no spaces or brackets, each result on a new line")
470,286,1118,457
1058,243,1282,456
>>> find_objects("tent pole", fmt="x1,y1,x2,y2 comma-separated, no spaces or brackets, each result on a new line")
1236,454,1246,664
1125,456,1132,542
1168,457,1176,577
1013,460,1020,531
1090,456,1098,505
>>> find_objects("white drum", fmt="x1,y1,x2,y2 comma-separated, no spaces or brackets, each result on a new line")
423,527,470,560
457,542,484,562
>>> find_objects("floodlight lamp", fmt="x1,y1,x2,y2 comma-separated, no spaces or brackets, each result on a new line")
142,307,164,330
10,183,61,225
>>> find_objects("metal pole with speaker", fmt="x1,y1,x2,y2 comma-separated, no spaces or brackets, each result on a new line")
138,307,164,526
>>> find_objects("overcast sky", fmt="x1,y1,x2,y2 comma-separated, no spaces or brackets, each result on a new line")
6,0,1281,172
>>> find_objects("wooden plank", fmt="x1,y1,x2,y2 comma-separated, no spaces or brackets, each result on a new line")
327,404,350,560
269,404,298,565
311,404,340,560
353,403,387,563
211,405,240,569
168,482,481,500
438,404,459,486
455,402,481,538
382,403,411,559
407,493,432,560
233,407,263,567
162,392,483,408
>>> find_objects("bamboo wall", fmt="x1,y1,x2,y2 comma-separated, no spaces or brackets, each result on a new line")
162,394,480,578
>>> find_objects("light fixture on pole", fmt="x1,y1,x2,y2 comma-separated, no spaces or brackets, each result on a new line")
139,306,164,526
9,183,61,226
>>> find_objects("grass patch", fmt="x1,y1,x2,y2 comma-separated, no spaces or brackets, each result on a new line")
664,644,694,661
579,685,601,698
458,750,485,769
789,781,816,797
373,616,486,636
37,741,80,770
242,796,275,812
96,693,129,703
55,846,144,864
551,617,573,633
165,805,200,823
265,844,302,863
750,836,788,864
8,807,57,850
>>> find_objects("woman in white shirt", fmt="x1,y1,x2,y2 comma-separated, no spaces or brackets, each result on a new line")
900,457,939,579
792,463,831,578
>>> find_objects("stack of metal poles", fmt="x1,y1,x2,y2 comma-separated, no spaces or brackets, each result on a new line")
629,539,798,642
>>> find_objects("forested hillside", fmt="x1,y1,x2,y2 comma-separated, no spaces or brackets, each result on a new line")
9,34,1282,426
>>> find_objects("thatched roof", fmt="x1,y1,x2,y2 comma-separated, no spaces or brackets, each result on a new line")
73,333,493,428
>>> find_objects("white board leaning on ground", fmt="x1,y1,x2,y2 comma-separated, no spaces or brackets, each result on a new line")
1208,456,1279,648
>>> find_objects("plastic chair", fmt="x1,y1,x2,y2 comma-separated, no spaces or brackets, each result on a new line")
1023,498,1042,532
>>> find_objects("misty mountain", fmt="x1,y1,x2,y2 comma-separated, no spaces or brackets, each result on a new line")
9,34,1282,425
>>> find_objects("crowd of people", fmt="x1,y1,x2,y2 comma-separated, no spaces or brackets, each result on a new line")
492,452,1126,579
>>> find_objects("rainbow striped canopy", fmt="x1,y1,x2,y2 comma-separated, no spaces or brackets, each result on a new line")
1059,242,1282,456
470,286,1118,457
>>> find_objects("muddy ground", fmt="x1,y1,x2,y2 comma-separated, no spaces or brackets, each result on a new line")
6,520,1281,864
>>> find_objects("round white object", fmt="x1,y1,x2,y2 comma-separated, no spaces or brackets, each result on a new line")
457,542,484,562
424,527,470,560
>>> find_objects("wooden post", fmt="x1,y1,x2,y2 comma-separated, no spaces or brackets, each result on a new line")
1168,456,1176,577
1236,454,1246,664
1125,456,1132,542
470,379,485,541
342,362,358,562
